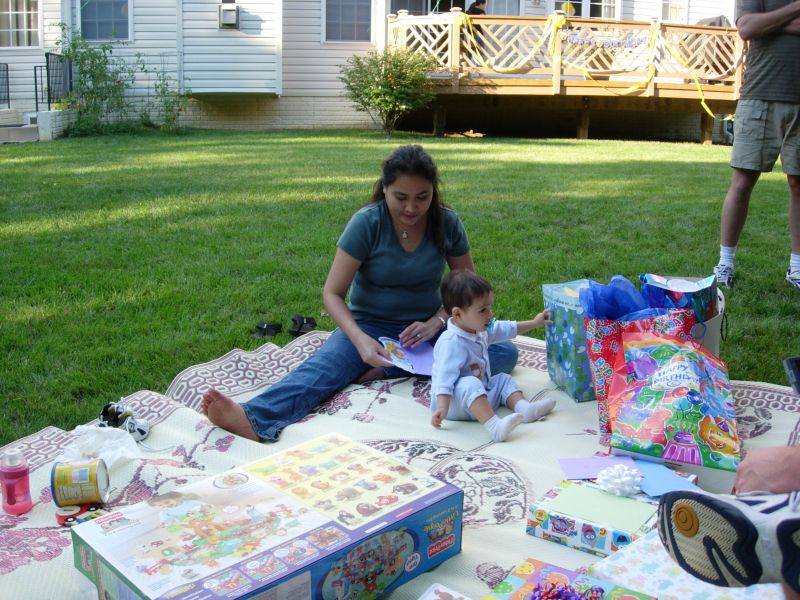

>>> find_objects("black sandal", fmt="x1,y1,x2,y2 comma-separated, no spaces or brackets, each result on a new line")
289,314,317,337
251,322,282,338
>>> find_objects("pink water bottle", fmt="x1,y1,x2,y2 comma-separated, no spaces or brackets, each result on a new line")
1,448,33,515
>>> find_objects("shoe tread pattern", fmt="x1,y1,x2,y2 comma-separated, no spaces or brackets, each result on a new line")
777,519,800,593
658,491,762,588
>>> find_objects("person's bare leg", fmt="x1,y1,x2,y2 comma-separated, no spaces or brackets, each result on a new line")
357,367,385,384
720,168,760,247
201,389,259,441
788,174,800,254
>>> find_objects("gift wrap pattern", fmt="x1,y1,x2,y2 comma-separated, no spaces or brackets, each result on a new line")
588,529,784,600
585,309,696,434
483,557,655,599
609,333,741,471
526,480,657,558
543,280,596,403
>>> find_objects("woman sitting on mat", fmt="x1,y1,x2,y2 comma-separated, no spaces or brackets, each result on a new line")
202,144,518,442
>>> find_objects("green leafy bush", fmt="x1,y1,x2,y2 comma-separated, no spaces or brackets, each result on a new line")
56,24,145,135
339,47,438,136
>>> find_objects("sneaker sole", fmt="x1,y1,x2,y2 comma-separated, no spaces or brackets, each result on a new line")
778,518,800,593
658,491,761,587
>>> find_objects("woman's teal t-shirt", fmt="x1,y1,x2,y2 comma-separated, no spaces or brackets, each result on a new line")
337,202,470,323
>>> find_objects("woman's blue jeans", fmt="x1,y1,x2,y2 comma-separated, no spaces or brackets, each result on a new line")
242,320,519,442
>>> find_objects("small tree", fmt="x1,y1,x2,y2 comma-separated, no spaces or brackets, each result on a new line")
339,47,438,136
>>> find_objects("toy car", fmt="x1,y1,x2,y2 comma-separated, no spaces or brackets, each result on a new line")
56,504,109,527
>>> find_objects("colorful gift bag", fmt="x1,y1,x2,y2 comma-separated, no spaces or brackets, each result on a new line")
607,331,740,472
639,273,718,323
543,279,595,403
585,309,696,434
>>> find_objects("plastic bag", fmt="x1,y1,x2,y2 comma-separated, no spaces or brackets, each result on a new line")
58,424,142,470
585,308,696,433
607,331,740,472
579,275,648,320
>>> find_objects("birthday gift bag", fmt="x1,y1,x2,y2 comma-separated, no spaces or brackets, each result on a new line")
585,308,696,434
607,331,740,472
543,279,595,403
639,273,718,323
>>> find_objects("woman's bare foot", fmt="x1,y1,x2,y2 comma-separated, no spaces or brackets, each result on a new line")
201,389,259,441
357,367,385,384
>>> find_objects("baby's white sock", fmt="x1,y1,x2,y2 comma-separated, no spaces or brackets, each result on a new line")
514,397,556,423
484,414,523,442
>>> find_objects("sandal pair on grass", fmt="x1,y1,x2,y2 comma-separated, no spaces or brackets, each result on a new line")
251,314,317,338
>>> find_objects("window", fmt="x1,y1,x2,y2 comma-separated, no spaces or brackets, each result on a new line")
589,0,615,18
0,0,39,47
487,0,519,16
391,0,428,16
81,0,129,41
559,1,616,19
326,0,371,41
662,0,687,22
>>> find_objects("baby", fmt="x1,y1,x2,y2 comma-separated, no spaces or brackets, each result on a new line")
431,270,556,442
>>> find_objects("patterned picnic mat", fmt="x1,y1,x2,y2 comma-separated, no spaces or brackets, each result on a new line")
2,333,798,600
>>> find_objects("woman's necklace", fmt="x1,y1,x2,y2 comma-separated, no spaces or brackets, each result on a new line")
401,229,409,240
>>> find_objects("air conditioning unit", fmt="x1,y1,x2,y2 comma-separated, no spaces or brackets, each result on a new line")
219,4,239,29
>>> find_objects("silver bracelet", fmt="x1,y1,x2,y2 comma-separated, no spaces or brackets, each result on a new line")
436,315,447,330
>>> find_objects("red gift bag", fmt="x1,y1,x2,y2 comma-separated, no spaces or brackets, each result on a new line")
585,309,695,433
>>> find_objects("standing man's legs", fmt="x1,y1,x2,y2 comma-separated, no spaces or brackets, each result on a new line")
787,174,800,288
715,168,760,287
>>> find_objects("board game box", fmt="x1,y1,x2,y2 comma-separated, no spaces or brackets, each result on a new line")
71,433,464,600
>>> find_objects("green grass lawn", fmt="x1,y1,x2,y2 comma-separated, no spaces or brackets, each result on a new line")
2,129,797,446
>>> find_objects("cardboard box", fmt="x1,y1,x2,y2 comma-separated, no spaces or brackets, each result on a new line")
482,557,656,599
72,434,463,600
525,480,657,558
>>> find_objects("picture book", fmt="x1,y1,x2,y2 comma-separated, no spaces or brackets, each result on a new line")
379,337,434,375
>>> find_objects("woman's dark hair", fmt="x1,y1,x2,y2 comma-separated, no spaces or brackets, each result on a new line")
368,144,447,255
441,269,493,314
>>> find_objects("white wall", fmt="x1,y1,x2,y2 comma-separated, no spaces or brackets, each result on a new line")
182,0,281,94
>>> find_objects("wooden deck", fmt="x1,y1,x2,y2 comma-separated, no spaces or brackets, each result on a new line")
387,10,743,142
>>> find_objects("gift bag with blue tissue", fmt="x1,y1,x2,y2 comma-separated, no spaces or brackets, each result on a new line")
581,276,697,433
543,279,595,403
639,273,718,323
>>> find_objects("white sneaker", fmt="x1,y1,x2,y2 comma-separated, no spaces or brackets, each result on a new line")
658,489,800,592
714,263,735,288
787,270,800,290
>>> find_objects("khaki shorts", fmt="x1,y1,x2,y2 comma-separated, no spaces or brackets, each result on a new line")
730,99,800,176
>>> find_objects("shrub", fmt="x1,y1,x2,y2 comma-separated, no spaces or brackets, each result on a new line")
56,24,144,135
339,47,438,136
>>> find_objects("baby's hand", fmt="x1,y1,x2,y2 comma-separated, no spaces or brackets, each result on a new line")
532,309,552,328
431,408,447,428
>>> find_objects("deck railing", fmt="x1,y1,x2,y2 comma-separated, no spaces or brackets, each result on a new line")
387,10,743,101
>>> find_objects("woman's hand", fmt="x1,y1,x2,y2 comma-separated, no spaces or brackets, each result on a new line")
399,317,441,348
356,336,395,369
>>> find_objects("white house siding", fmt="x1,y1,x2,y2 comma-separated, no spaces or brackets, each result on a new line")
624,0,734,23
0,0,61,112
183,0,376,130
182,0,280,93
